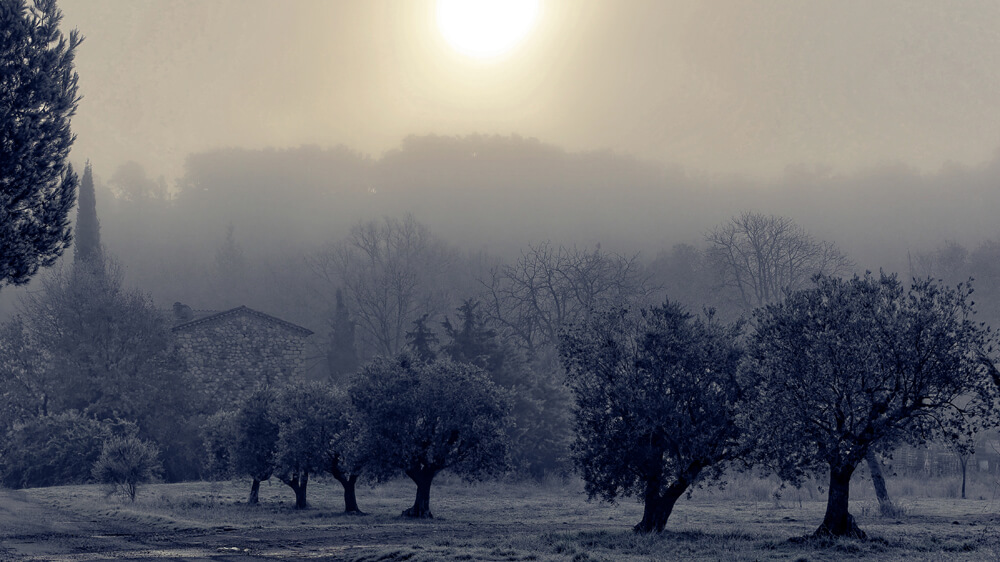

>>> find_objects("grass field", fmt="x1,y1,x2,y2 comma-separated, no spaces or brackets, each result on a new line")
15,470,1000,561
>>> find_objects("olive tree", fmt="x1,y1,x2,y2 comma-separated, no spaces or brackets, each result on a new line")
203,388,280,505
560,302,747,533
268,384,332,509
745,273,998,538
350,354,511,518
313,386,366,513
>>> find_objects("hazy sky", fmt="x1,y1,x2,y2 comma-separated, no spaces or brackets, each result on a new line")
60,0,1000,182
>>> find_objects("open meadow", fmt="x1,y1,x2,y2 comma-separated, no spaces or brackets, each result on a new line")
2,472,998,561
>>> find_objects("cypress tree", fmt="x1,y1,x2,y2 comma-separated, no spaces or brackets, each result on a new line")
73,161,102,268
327,289,360,383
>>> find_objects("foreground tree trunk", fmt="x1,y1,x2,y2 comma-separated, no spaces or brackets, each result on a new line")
816,464,866,539
281,472,309,509
333,472,363,513
327,457,363,513
865,451,893,516
248,478,262,505
634,479,688,533
402,468,436,518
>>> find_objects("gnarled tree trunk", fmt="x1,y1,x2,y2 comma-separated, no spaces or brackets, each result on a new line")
327,457,363,513
281,472,309,509
816,464,866,538
634,479,688,533
333,472,363,513
402,468,436,518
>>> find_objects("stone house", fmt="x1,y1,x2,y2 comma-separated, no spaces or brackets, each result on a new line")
171,303,313,409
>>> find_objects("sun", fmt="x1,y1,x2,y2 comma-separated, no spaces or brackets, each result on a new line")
436,0,540,60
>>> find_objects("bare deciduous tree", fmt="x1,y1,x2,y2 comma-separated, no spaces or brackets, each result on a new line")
706,211,852,310
480,242,655,358
311,215,455,358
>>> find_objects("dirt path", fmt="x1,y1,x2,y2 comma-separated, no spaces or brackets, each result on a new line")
0,489,290,561
0,488,554,560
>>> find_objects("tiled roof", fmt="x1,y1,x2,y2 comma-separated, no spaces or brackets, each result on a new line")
171,305,314,336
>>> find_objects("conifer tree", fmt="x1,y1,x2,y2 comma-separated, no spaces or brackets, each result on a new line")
0,0,81,289
73,161,101,268
405,314,438,363
327,289,359,383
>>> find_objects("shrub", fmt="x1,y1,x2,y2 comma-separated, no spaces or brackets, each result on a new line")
0,412,134,489
92,436,161,502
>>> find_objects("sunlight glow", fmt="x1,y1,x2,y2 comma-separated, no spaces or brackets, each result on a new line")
436,0,540,60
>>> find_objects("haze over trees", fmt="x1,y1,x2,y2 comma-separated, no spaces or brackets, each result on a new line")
311,215,457,358
16,254,199,480
482,242,655,360
706,211,853,311
325,288,359,384
0,0,80,290
5,4,1000,557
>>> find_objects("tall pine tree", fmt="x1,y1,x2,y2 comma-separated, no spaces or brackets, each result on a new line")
73,161,101,269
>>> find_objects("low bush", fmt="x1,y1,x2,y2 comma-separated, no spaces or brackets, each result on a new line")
93,435,162,502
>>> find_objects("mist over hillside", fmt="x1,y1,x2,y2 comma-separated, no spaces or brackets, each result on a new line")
128,134,1000,263
4,134,999,329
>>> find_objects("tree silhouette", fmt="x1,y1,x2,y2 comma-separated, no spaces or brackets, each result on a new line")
72,161,101,269
561,303,747,533
0,0,81,289
350,354,510,518
745,273,998,538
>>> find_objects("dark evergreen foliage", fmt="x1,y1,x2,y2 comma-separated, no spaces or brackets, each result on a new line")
327,288,359,383
405,313,439,362
441,298,565,478
72,161,101,268
0,413,136,489
0,0,81,289
441,299,499,369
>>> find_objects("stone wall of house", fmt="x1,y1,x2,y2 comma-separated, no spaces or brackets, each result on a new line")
174,311,310,408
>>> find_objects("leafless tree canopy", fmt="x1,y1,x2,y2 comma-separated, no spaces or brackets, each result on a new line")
706,212,853,310
480,242,656,357
311,215,455,357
